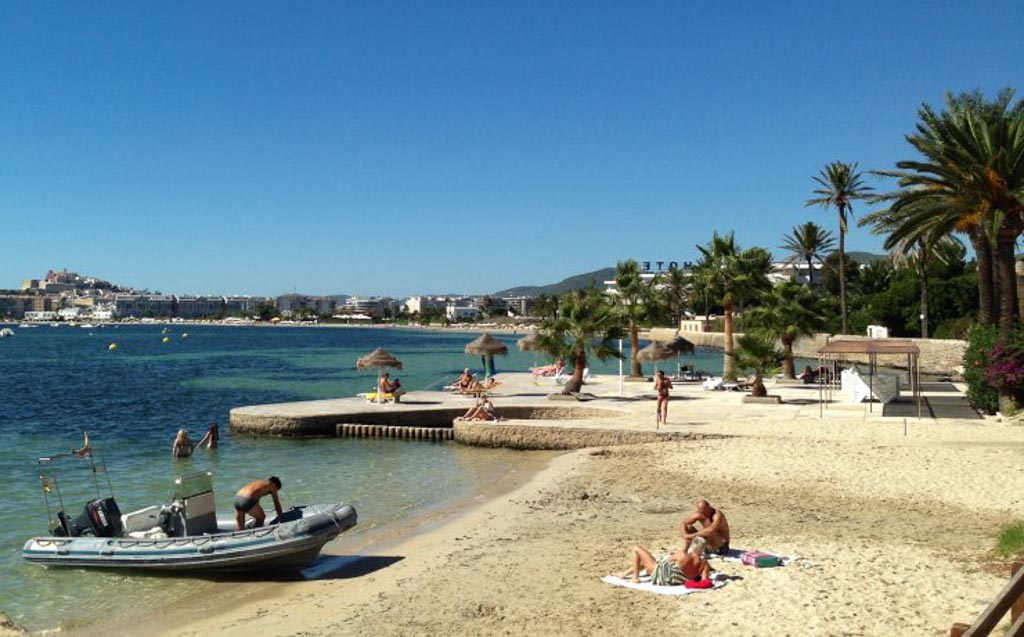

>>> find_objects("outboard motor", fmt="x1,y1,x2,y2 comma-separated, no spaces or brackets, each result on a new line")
83,498,123,537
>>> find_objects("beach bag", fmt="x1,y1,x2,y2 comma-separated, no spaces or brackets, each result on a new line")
740,551,780,568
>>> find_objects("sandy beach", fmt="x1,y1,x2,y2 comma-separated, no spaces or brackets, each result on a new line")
82,373,1024,637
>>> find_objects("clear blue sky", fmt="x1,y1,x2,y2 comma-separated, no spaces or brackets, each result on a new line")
2,1,1022,297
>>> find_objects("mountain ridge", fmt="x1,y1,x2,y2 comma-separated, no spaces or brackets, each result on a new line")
492,267,616,297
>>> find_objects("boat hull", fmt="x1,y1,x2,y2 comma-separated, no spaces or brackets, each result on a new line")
23,503,356,572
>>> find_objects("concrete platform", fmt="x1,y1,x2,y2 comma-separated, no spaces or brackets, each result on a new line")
229,371,985,449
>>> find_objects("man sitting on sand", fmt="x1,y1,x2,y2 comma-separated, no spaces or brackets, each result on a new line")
680,498,731,555
234,477,284,530
617,536,710,585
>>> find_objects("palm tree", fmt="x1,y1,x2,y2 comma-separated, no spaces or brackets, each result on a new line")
693,233,772,380
780,222,835,287
806,162,874,334
733,334,784,398
610,259,656,377
654,264,689,329
871,90,1024,335
746,281,825,378
536,288,623,394
532,293,560,320
861,205,964,338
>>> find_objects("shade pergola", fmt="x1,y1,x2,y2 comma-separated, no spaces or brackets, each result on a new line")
816,339,922,417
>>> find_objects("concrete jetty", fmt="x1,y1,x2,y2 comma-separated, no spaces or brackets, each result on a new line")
228,373,720,449
230,370,977,450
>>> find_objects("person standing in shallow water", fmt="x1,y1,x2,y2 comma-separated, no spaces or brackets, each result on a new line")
197,423,219,449
172,429,194,458
654,370,672,425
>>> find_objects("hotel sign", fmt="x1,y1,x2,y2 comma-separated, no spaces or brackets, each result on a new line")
640,261,693,273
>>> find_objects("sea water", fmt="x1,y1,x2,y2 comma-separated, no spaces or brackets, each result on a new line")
0,324,727,630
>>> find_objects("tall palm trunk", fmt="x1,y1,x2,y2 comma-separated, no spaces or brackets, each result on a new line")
970,232,996,326
838,229,848,334
782,335,796,378
806,255,815,287
995,230,1022,336
723,299,736,381
629,326,643,377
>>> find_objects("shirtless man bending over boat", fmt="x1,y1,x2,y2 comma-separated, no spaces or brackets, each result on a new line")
680,498,731,555
234,477,284,530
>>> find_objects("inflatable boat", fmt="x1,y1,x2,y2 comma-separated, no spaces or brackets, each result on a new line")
22,445,357,572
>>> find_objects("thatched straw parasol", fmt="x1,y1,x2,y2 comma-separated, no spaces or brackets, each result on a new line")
641,335,696,377
516,332,542,352
465,333,509,378
517,332,544,383
664,335,695,355
356,347,403,404
636,341,676,363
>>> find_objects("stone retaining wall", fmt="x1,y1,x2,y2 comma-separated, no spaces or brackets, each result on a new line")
230,408,467,437
454,420,724,450
650,330,966,376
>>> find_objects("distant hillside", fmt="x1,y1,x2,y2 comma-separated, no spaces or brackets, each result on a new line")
845,251,888,264
493,267,616,297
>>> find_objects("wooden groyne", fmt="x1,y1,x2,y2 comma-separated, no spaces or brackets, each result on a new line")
336,423,453,441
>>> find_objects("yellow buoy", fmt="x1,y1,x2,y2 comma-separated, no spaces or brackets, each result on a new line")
108,343,118,351
162,337,170,343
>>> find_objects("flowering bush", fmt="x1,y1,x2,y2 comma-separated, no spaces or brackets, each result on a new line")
964,324,998,414
985,331,1024,411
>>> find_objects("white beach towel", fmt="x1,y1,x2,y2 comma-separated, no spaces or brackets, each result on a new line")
600,571,726,596
707,548,798,566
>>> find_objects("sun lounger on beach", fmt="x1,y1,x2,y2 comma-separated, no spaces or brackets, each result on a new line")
358,391,393,401
531,364,563,377
601,571,726,595
722,376,757,392
555,368,590,385
701,377,724,391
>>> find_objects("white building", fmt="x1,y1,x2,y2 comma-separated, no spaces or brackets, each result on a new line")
446,303,480,322
404,295,445,315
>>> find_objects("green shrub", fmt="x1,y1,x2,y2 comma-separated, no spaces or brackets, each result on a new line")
996,521,1024,558
964,324,999,414
934,317,974,340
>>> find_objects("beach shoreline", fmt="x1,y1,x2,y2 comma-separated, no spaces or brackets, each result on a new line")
62,449,557,637
42,371,1024,636
130,410,1024,636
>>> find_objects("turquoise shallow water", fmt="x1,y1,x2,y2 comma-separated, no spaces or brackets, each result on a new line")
0,324,726,631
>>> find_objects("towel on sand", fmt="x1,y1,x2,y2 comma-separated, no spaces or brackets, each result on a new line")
601,571,726,596
708,548,798,566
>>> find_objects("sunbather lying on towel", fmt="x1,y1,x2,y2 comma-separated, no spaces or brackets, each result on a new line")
531,357,564,377
680,498,731,555
464,377,500,393
617,536,710,585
